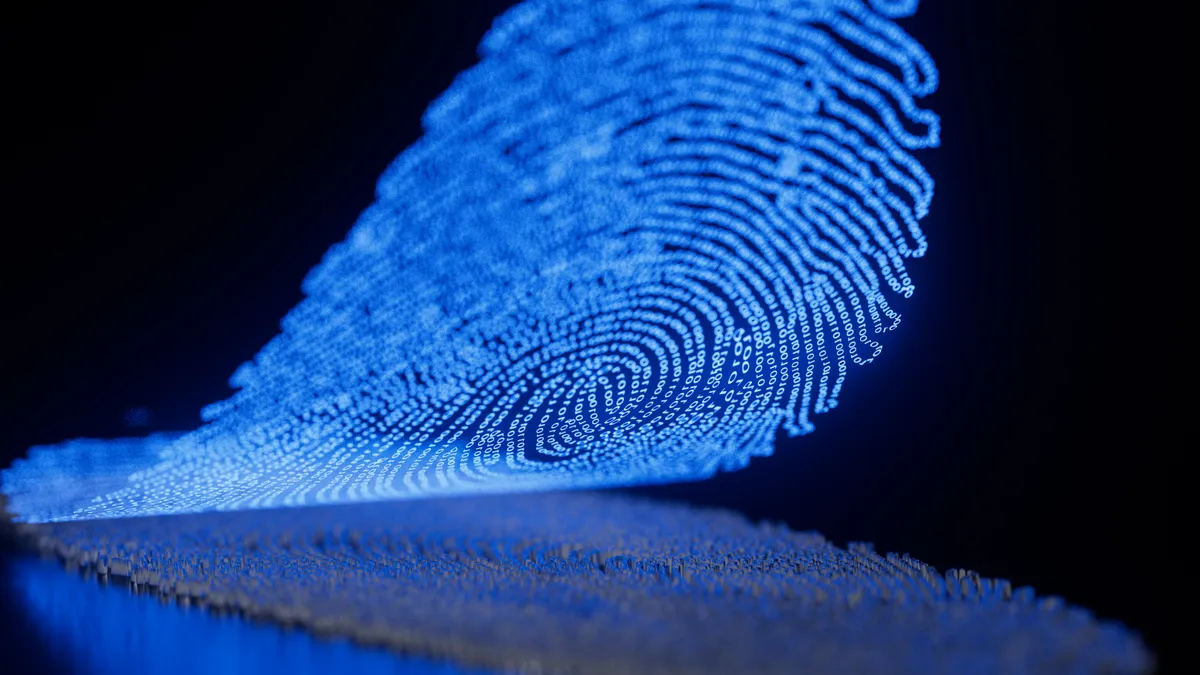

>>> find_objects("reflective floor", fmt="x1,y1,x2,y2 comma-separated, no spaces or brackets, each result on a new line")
8,555,493,675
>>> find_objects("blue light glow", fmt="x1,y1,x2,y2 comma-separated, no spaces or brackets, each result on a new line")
9,556,494,675
4,0,941,521
13,491,1155,674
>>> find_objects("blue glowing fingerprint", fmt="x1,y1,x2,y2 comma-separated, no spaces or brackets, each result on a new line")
4,0,941,522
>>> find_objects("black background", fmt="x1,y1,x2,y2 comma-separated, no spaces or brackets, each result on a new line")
1,1,1173,672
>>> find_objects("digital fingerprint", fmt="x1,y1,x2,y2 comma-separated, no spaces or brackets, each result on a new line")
5,0,940,522
8,492,1154,674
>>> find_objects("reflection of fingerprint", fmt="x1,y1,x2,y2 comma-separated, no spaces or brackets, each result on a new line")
5,0,941,521
14,492,1154,674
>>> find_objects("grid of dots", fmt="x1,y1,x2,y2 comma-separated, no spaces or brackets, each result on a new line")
13,492,1154,674
6,0,941,522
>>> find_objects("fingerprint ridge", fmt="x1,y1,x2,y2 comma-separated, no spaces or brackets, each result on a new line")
4,0,942,522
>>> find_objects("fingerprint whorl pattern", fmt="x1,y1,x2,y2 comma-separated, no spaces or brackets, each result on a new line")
3,0,940,522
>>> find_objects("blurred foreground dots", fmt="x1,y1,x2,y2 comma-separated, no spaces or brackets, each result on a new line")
14,492,1154,674
0,1,1156,672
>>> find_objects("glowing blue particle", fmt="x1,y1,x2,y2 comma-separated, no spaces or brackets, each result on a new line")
868,0,920,18
123,407,152,428
4,0,942,522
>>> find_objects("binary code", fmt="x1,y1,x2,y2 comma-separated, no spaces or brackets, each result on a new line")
4,0,941,522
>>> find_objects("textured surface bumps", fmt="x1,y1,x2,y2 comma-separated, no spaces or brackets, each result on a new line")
15,492,1153,674
9,556,487,675
6,0,941,521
